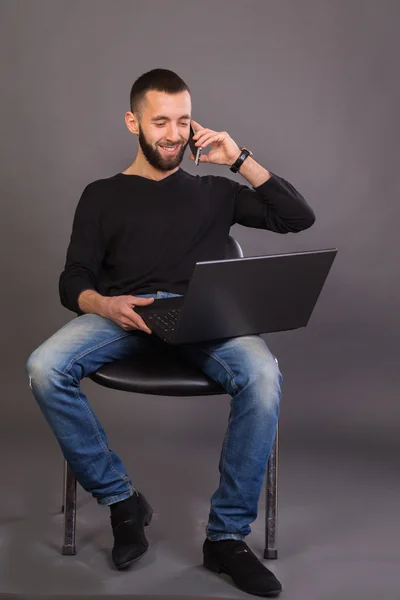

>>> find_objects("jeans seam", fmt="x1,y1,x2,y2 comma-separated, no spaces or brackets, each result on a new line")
206,396,233,538
200,348,238,538
64,330,133,487
64,331,131,374
71,384,131,485
200,348,238,393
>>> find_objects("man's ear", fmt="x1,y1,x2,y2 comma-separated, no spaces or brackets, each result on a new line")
125,112,139,135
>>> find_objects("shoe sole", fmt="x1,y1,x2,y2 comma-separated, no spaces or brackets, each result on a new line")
114,500,153,570
116,543,149,570
203,557,282,597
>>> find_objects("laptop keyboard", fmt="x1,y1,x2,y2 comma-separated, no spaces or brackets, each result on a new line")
146,308,181,332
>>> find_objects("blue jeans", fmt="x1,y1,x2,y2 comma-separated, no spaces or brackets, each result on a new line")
25,291,282,542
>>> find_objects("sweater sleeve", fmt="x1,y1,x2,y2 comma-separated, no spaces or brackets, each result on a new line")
230,171,316,233
59,182,105,314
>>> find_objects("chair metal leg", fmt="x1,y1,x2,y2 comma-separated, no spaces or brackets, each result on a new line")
61,458,66,513
62,460,77,555
264,425,278,559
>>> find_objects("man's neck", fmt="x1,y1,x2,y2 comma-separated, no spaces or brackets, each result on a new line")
123,156,180,181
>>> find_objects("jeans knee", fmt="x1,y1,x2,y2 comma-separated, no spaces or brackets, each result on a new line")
253,357,281,385
25,348,54,392
251,360,282,410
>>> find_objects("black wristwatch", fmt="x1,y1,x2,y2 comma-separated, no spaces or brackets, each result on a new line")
229,146,253,173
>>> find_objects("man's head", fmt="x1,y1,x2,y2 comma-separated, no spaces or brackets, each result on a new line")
126,69,192,172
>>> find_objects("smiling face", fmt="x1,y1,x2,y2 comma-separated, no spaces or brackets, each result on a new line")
133,90,192,172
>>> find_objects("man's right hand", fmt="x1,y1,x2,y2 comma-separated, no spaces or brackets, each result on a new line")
77,290,155,334
103,295,155,333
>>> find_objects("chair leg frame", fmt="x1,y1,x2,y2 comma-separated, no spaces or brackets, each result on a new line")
61,426,279,558
264,425,278,559
61,459,77,555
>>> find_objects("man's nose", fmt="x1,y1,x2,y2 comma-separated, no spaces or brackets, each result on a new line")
165,124,181,141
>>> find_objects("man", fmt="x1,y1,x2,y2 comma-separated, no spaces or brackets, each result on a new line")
25,68,315,597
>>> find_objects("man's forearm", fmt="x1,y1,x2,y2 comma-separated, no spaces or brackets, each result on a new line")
78,289,109,318
234,155,272,188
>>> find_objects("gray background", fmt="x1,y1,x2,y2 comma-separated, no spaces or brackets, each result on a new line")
0,1,399,599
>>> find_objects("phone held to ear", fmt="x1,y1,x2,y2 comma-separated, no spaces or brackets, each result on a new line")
189,124,202,166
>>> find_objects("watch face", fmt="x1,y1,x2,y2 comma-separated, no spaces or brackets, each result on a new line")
240,147,253,156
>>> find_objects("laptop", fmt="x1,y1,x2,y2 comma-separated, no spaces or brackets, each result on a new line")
134,248,338,345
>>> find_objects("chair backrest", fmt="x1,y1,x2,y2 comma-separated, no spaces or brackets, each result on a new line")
225,235,244,259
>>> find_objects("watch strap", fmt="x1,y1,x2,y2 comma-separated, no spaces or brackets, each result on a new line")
229,147,252,173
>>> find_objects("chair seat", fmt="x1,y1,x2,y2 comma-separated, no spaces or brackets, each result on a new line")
88,351,226,397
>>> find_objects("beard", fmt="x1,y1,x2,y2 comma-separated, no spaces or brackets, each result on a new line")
138,127,189,172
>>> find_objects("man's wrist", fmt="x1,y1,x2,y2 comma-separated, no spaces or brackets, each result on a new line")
227,147,242,167
78,289,109,318
98,295,110,319
227,146,254,171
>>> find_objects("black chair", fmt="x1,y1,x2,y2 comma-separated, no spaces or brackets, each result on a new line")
61,235,279,560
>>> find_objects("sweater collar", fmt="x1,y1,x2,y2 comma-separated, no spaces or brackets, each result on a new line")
115,167,184,184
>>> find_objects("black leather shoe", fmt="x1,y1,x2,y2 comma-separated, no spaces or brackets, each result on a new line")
203,538,282,597
110,490,153,570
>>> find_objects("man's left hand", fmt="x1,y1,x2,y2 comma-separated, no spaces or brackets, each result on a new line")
189,119,241,166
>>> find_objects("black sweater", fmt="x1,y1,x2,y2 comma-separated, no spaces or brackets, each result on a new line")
59,168,315,315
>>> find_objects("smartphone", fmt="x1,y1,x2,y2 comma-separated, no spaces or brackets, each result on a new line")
189,124,202,166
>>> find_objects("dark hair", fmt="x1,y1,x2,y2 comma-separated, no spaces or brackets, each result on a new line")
130,68,191,121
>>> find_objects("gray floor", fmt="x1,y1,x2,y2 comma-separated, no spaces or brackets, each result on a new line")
0,425,398,600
